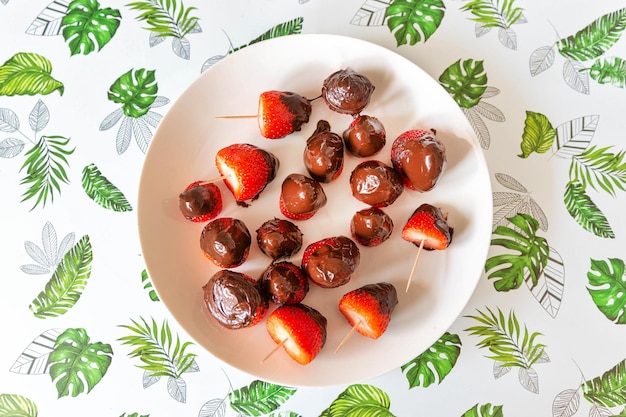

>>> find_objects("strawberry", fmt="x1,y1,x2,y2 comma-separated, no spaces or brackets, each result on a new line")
256,218,303,260
215,143,279,207
338,282,398,339
259,261,309,306
301,236,360,288
279,194,316,221
258,90,312,139
178,180,222,222
390,129,447,192
401,203,453,251
279,173,327,221
265,304,327,365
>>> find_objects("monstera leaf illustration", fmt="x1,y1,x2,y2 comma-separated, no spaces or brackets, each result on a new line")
385,0,445,46
107,68,158,118
48,328,113,398
587,258,626,324
583,359,626,407
461,403,504,417
401,332,461,389
228,380,297,415
61,0,121,55
319,384,394,416
439,59,487,108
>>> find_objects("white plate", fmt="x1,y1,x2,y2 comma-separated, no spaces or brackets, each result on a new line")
137,34,492,387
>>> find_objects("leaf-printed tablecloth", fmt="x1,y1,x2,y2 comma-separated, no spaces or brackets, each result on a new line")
1,1,626,416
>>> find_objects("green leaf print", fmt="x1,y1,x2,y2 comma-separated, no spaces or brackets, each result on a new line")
485,213,550,291
118,317,197,379
563,181,614,238
401,332,461,389
465,307,546,369
20,135,74,210
518,111,555,158
82,163,133,212
583,359,626,407
460,0,524,29
589,56,626,88
558,8,626,61
228,380,297,416
587,258,626,324
127,0,199,39
141,269,160,301
0,52,64,96
29,235,92,318
48,328,113,398
385,0,445,46
461,403,504,417
318,384,394,417
569,145,626,197
439,59,488,108
61,0,121,56
0,393,38,417
108,68,158,118
232,17,304,53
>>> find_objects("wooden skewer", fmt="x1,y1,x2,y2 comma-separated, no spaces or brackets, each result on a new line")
260,338,287,364
334,320,362,354
200,175,228,185
405,239,425,293
215,115,258,119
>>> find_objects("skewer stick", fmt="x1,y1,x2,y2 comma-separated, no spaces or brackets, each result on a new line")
215,115,258,119
260,338,287,364
200,176,228,185
405,239,425,293
334,320,362,354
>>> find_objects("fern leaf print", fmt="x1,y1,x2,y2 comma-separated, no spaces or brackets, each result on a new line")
460,0,525,49
82,163,133,212
228,380,297,415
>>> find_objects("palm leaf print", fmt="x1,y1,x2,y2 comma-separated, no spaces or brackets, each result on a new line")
127,0,199,39
465,307,546,369
141,269,159,301
20,135,74,210
228,380,297,415
485,213,550,291
0,52,64,96
82,163,133,212
235,17,304,52
385,0,446,46
460,0,524,29
0,394,38,417
29,235,93,318
587,258,626,324
61,0,121,55
583,359,626,407
557,8,626,61
563,181,614,238
589,56,626,87
569,145,626,197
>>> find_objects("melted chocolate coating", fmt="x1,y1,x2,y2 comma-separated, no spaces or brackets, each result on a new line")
178,183,220,220
394,132,446,192
277,91,312,133
260,261,309,305
358,282,398,315
350,207,393,247
322,69,375,115
303,120,344,183
406,203,454,251
200,218,251,267
349,160,403,207
203,270,267,329
303,236,360,288
256,218,303,260
343,115,386,157
281,173,327,215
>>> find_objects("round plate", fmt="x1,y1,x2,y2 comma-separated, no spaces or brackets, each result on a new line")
137,34,492,387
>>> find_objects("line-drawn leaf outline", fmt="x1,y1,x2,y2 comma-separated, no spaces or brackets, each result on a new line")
10,328,64,374
463,107,491,149
563,58,591,94
529,45,556,77
519,367,539,394
587,258,626,324
563,181,614,238
0,107,20,132
525,245,564,318
401,332,461,389
0,52,65,96
498,27,517,50
552,388,581,417
198,397,227,417
61,0,122,56
171,36,190,60
318,384,391,416
351,0,392,26
229,380,297,415
81,163,133,212
48,328,113,398
167,376,187,403
569,145,626,198
26,0,71,36
0,137,25,158
21,221,75,275
551,114,598,159
385,0,446,46
29,235,92,318
0,393,38,417
19,135,75,211
492,173,548,233
29,99,50,134
582,358,626,408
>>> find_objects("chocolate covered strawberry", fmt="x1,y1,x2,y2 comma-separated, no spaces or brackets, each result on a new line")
391,129,446,192
215,143,279,207
178,181,222,222
265,304,327,365
260,261,309,306
259,90,312,139
301,236,360,288
279,173,327,221
338,282,398,339
401,203,453,250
